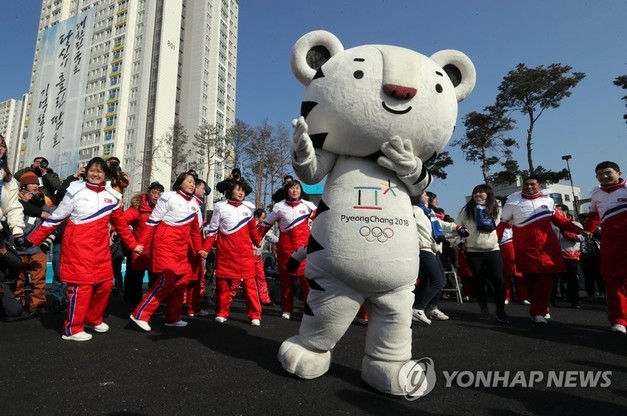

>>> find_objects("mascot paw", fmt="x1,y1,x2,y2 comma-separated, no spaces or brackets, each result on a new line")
377,136,418,177
278,336,332,379
292,116,315,158
362,356,436,398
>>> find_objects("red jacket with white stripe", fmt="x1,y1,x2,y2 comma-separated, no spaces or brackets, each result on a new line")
29,181,137,284
585,179,627,276
203,200,261,279
140,190,203,277
258,199,316,276
498,191,583,274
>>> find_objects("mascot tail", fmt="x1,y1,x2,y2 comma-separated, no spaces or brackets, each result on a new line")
286,246,308,273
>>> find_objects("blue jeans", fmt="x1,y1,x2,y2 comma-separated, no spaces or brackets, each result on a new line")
413,251,446,310
49,244,67,305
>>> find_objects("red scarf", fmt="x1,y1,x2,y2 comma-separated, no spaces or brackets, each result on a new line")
177,190,193,201
600,178,626,193
522,191,542,200
86,181,106,193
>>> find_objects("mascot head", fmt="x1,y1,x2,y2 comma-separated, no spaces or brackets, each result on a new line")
291,30,476,163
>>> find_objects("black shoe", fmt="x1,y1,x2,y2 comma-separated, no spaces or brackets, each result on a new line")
48,301,67,314
479,307,490,321
494,310,509,324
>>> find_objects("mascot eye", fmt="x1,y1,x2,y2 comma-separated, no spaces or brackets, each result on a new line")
435,84,443,93
353,70,364,79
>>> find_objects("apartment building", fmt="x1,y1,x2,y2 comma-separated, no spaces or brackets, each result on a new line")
22,0,239,206
0,95,29,171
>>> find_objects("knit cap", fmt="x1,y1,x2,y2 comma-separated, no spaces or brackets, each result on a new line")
20,171,40,187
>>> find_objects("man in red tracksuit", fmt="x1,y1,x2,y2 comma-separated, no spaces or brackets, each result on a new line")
498,176,584,324
584,161,627,334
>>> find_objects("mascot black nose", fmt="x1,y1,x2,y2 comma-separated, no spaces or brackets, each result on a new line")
383,84,417,100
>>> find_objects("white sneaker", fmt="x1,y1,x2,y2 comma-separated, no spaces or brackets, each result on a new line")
164,320,188,327
412,309,431,325
427,308,449,321
61,331,93,341
196,309,210,317
281,312,291,320
522,300,531,305
130,315,151,332
214,316,227,323
544,313,551,320
610,324,626,333
532,315,547,324
250,319,261,326
504,299,509,305
86,322,109,333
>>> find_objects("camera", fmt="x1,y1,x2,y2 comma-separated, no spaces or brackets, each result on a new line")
109,160,120,170
40,233,57,253
40,158,49,169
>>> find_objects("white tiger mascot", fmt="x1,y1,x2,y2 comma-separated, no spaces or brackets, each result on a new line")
280,30,476,397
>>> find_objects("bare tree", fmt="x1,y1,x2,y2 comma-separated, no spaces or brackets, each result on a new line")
193,120,231,184
161,119,191,181
243,121,273,207
225,119,254,170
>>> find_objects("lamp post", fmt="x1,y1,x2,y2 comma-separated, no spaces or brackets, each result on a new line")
561,155,578,215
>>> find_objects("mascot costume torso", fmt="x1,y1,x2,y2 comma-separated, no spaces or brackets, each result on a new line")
279,30,476,397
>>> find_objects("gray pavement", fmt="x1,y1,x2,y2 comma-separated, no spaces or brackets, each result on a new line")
1,293,625,416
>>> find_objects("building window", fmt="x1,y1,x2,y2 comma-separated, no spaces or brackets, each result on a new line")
564,194,571,202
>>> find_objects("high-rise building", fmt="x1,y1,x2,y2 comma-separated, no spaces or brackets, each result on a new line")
23,0,239,207
0,95,29,171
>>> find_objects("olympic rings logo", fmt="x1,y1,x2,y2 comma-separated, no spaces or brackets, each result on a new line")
359,226,394,243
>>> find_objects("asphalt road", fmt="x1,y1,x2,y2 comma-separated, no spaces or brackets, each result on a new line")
1,292,625,416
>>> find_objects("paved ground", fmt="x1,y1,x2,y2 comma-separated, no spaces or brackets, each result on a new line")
1,292,626,416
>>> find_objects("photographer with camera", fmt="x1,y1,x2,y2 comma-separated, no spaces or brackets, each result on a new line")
215,168,252,196
11,172,54,315
105,156,131,294
105,156,130,194
16,156,62,199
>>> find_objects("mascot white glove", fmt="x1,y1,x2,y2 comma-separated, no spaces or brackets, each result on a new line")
377,136,429,195
292,116,315,163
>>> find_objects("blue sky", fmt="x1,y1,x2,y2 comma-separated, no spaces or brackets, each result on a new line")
2,0,625,213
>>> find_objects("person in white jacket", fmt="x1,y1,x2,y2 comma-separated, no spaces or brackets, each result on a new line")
456,184,508,323
0,135,25,239
412,192,469,325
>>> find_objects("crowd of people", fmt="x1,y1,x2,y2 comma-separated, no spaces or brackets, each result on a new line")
0,133,624,340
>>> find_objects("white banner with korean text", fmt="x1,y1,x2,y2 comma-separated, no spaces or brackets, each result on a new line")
27,8,96,178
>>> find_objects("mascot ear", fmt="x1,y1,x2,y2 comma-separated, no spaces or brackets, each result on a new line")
291,30,344,86
430,50,476,103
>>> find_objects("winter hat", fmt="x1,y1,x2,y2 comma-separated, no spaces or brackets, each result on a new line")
20,171,40,187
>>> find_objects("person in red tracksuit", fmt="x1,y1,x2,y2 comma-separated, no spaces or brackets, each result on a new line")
27,157,141,341
129,172,207,332
203,180,263,325
123,181,164,309
258,180,316,320
584,161,627,334
184,178,211,317
498,176,584,325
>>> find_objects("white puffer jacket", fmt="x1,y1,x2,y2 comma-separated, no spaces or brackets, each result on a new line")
0,172,25,236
